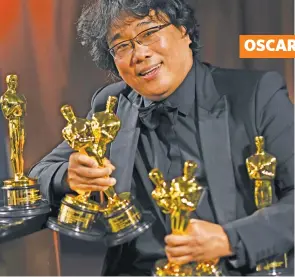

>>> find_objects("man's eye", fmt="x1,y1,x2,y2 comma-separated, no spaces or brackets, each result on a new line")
116,43,130,51
143,30,157,38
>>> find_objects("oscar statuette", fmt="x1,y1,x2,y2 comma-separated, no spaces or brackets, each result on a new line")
47,105,104,241
89,96,154,246
246,136,288,276
149,161,221,276
0,74,50,217
48,96,154,245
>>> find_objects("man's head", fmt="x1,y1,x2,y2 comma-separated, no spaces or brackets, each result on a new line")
77,0,200,101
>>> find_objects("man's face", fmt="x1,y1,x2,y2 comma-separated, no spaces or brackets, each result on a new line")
108,12,193,101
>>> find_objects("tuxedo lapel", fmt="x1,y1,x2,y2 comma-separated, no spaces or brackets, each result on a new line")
196,62,237,225
109,90,168,232
110,91,141,194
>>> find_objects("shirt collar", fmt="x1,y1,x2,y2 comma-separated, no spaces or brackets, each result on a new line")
142,61,196,116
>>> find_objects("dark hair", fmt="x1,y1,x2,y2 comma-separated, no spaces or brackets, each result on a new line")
77,0,200,78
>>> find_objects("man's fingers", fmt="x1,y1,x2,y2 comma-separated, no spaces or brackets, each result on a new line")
70,184,112,192
194,253,207,262
68,153,118,192
167,254,194,265
72,165,112,179
165,245,193,258
166,245,209,264
69,175,116,187
71,153,98,168
165,234,192,247
90,177,116,186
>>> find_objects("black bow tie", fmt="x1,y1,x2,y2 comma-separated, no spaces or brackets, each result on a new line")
138,102,178,130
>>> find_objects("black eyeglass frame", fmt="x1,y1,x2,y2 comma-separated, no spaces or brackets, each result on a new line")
108,23,171,58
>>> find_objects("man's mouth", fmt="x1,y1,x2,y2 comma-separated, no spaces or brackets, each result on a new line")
139,63,162,77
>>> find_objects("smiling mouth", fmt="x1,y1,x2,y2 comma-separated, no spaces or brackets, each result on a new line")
139,63,162,77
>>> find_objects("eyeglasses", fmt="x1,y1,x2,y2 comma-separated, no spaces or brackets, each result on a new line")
108,23,171,59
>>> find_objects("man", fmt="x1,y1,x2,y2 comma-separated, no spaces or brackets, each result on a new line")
29,0,294,275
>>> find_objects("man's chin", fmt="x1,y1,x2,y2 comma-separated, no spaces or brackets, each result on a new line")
143,91,170,102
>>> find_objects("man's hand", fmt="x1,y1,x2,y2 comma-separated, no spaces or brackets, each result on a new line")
165,219,233,265
67,152,116,192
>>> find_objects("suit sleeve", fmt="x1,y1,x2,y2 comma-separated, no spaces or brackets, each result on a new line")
223,71,294,269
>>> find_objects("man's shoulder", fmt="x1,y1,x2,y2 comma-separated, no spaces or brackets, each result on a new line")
209,64,286,105
90,80,130,110
210,65,266,97
211,65,267,78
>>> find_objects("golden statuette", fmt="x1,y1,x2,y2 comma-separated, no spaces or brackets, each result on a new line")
246,136,288,274
90,96,154,246
90,96,121,203
246,136,276,209
48,96,154,243
0,75,26,181
47,105,103,240
150,161,221,276
0,74,50,217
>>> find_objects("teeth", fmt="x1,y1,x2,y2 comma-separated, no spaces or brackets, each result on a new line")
141,64,161,76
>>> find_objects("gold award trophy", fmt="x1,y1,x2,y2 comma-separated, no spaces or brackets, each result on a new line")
90,96,154,246
46,105,104,241
246,136,288,276
48,96,154,245
0,74,50,217
149,161,221,276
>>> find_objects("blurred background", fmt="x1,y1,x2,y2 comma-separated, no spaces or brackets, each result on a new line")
0,0,294,173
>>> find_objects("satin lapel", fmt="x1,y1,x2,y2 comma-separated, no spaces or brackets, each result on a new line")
198,98,237,224
196,61,237,225
110,91,168,232
109,92,141,194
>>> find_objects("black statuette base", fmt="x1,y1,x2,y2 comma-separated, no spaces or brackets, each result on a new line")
47,217,105,242
0,200,50,218
105,211,155,247
249,268,292,276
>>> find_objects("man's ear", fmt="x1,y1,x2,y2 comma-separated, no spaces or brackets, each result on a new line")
179,26,192,44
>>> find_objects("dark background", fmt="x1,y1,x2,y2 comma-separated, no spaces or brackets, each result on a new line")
0,0,293,173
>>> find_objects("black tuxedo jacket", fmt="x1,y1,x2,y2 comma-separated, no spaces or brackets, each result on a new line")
29,60,294,275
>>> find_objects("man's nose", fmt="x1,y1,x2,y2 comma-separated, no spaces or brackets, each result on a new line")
131,41,152,63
